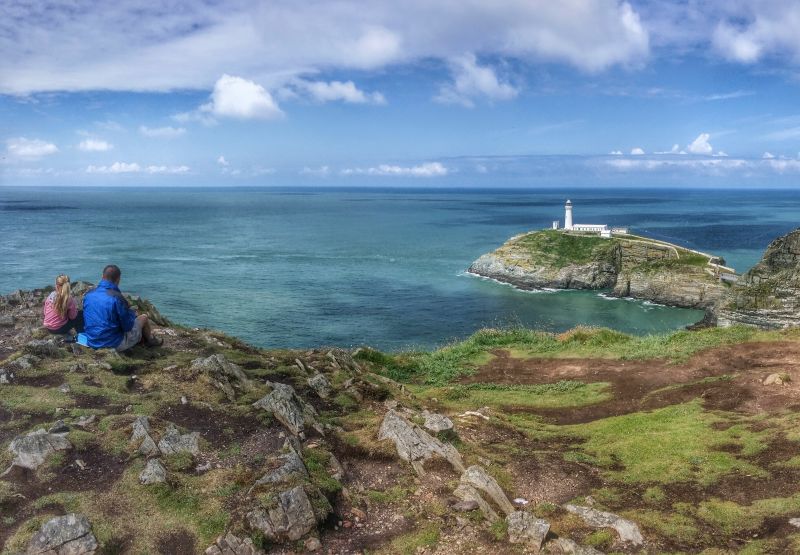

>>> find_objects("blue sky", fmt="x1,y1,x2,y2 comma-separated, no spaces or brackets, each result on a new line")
3,1,800,187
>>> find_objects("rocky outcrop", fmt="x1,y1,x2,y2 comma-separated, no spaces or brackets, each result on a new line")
252,382,320,437
717,228,800,328
469,230,727,309
378,410,465,475
205,532,264,555
564,504,643,546
246,486,319,542
139,459,167,484
191,354,252,401
506,511,550,550
27,513,98,555
6,429,72,471
157,424,200,456
460,465,515,515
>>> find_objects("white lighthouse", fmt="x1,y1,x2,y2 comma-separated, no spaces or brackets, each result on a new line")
564,199,573,230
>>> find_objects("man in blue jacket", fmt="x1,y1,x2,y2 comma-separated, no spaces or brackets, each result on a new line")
83,264,162,351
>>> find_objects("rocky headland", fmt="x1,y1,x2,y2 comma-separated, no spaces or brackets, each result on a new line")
468,230,729,309
2,265,800,552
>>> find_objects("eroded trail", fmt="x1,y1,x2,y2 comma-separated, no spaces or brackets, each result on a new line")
462,341,800,423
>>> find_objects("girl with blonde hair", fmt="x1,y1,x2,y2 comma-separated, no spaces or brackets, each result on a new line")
43,274,84,334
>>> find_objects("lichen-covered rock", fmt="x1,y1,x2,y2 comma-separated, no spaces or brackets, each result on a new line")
378,410,464,475
545,538,604,554
157,424,200,456
191,354,251,401
307,373,332,399
26,513,98,554
422,411,453,433
7,429,72,470
453,483,498,522
461,465,515,515
253,449,308,487
252,382,319,436
139,458,167,484
506,511,550,549
564,504,643,545
718,228,800,328
205,532,264,555
247,486,318,542
25,338,64,358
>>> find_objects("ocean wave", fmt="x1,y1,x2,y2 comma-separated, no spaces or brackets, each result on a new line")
462,270,560,294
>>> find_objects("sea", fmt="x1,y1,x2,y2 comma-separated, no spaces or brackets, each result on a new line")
1,186,797,351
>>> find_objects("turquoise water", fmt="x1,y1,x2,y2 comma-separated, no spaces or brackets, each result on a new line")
1,187,797,350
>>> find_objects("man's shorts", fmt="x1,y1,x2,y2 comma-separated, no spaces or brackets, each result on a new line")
116,318,143,352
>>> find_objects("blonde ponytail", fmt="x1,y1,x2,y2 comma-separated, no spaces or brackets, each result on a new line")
54,275,71,318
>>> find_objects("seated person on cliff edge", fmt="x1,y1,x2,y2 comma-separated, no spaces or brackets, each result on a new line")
83,264,162,351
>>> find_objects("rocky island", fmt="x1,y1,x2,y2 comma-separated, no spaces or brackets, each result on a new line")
468,229,732,309
2,231,800,553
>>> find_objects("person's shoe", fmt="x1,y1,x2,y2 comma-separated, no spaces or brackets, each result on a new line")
146,336,163,347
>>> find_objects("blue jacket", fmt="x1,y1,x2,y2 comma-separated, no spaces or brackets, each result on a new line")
83,280,137,348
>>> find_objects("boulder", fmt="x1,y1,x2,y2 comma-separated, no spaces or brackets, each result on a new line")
0,369,12,385
73,415,96,429
26,513,98,555
253,382,319,437
25,339,63,358
763,373,788,386
506,511,549,550
564,505,643,546
307,373,332,399
453,483,498,522
139,458,167,485
158,424,200,456
8,429,72,470
253,449,308,488
205,532,264,555
460,465,515,515
378,410,464,475
191,354,251,401
422,411,454,433
49,420,70,434
130,416,151,442
247,486,318,542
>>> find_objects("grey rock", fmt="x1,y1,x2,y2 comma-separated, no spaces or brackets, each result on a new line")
253,449,308,488
25,339,64,358
205,532,264,555
191,354,251,401
73,414,96,429
139,458,167,484
453,483,498,522
158,424,200,456
506,511,549,550
546,538,604,555
307,373,332,399
58,383,72,394
8,429,72,470
0,369,12,385
130,416,151,442
11,354,40,371
422,411,454,433
252,382,318,436
763,373,787,386
790,517,800,528
452,499,479,512
247,485,318,542
304,537,322,552
378,410,464,476
564,504,643,546
49,420,70,434
0,314,15,327
461,465,515,516
26,513,98,555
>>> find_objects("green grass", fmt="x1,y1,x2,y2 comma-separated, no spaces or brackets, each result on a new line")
389,522,441,555
513,230,615,268
696,496,800,536
381,325,781,385
567,401,767,484
412,381,612,411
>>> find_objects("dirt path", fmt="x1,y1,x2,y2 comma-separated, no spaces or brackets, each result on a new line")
462,341,800,423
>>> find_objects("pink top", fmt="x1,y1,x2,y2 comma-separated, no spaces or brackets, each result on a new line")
43,291,78,330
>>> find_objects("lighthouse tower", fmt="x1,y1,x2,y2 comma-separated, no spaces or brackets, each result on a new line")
564,199,573,230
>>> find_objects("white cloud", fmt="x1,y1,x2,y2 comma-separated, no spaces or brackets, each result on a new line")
435,54,518,107
609,150,623,155
217,155,229,166
714,151,728,157
687,133,713,155
654,144,681,154
294,79,385,104
763,151,775,159
342,162,448,177
86,162,189,174
630,147,645,155
78,139,113,152
200,74,283,120
6,137,58,160
139,125,186,138
300,165,331,177
712,3,800,64
0,1,649,95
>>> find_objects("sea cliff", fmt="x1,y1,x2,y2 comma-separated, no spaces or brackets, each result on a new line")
468,230,728,309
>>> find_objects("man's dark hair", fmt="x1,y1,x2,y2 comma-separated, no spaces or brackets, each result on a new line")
102,264,121,283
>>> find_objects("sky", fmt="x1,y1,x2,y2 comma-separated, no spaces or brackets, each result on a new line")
3,0,800,187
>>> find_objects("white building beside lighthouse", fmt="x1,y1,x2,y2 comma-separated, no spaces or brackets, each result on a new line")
559,199,627,238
